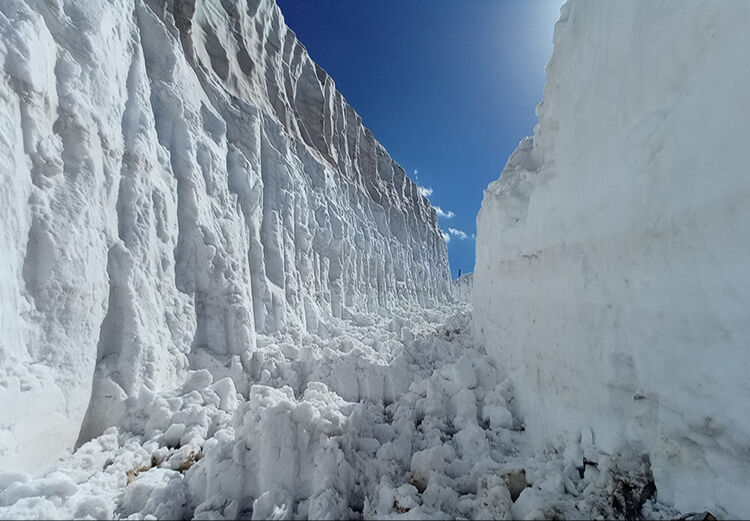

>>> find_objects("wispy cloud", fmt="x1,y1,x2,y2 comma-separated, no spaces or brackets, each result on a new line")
434,206,455,219
412,171,454,219
448,227,468,240
441,231,450,243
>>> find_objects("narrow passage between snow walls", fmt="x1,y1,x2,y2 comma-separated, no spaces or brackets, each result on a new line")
1,0,746,519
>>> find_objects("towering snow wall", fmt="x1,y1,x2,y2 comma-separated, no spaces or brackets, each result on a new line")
474,1,750,517
0,0,450,475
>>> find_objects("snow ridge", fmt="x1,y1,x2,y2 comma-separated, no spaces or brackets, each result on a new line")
0,0,450,476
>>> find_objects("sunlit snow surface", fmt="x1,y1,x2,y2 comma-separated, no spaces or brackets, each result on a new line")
0,307,682,520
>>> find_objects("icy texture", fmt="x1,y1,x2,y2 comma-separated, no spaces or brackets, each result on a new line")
0,0,449,475
474,1,750,517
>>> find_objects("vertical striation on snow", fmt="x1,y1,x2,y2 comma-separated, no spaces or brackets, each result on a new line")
474,1,750,517
0,0,450,475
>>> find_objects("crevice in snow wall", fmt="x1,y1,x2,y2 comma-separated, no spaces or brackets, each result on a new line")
0,0,450,474
473,2,750,517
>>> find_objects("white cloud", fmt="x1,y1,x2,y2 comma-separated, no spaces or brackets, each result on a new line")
434,206,455,219
448,227,468,240
414,180,455,220
441,231,450,243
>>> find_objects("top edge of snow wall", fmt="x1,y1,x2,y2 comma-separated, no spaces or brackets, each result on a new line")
0,0,450,474
474,1,750,517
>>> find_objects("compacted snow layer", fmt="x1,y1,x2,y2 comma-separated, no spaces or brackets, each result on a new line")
0,0,450,475
0,308,682,520
474,1,750,517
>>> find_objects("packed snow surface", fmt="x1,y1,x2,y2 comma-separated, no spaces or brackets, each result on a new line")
0,0,450,476
474,1,750,518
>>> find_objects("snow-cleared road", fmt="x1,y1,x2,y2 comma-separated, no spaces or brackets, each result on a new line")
0,304,686,520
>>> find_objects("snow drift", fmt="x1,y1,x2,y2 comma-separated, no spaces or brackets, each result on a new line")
0,0,450,475
474,1,750,517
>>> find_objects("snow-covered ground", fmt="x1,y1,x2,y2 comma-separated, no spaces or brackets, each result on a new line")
0,306,685,520
474,1,750,518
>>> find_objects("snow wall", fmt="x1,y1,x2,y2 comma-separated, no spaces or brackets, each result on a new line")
474,1,750,517
451,272,473,303
0,0,450,475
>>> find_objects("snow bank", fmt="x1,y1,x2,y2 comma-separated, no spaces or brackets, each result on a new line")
0,0,450,475
474,1,750,517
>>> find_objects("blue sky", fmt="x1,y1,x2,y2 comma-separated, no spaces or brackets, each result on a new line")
276,1,561,278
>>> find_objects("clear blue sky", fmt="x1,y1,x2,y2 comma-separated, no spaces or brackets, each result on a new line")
276,1,561,278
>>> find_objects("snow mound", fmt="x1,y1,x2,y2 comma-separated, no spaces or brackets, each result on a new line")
0,308,684,520
0,0,450,475
474,1,750,517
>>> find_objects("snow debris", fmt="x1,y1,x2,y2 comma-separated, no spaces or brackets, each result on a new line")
0,307,688,520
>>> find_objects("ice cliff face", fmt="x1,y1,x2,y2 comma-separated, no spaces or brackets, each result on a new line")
0,0,450,475
474,1,750,517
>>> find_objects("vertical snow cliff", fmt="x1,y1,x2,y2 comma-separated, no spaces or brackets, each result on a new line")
0,0,450,474
474,1,750,517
